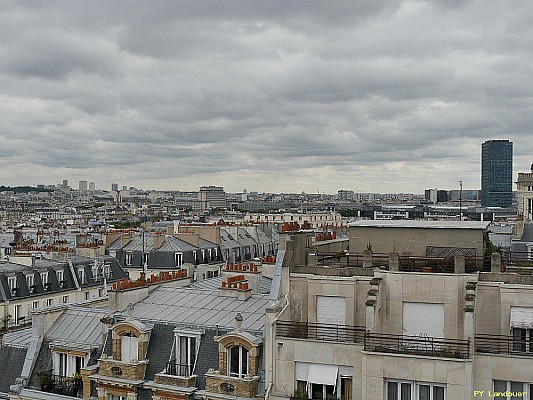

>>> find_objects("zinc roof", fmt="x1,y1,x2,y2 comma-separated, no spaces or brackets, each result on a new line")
46,306,107,349
2,328,32,349
121,286,273,334
347,220,490,230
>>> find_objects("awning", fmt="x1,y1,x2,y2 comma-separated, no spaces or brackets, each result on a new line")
307,364,339,391
511,307,533,329
295,362,310,381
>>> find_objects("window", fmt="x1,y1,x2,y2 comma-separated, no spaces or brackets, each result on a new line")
32,301,39,310
125,252,133,266
41,272,49,286
173,335,198,376
78,267,86,284
386,381,445,400
46,298,53,306
62,295,69,303
84,291,90,300
206,270,214,279
228,346,248,378
8,276,17,291
14,304,22,325
26,274,34,289
493,381,529,400
56,270,64,284
107,395,127,400
121,333,139,363
54,352,86,377
175,253,183,266
99,288,106,297
142,252,148,266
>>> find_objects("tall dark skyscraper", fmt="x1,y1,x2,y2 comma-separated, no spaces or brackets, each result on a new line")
481,139,513,207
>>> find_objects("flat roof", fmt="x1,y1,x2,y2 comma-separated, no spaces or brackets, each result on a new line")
347,220,490,230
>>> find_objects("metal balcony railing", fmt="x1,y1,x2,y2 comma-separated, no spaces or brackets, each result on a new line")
276,321,366,343
475,335,533,356
166,360,193,376
364,332,470,359
38,370,83,398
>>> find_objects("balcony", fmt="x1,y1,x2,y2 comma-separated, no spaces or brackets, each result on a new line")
276,321,366,343
475,335,533,356
166,360,193,377
37,370,83,398
364,333,470,359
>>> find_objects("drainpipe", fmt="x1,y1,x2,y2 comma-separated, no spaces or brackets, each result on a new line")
266,294,289,400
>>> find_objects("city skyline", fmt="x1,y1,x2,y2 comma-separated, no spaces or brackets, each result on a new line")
1,1,532,193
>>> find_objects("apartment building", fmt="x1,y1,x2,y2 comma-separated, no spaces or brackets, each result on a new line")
269,230,533,400
0,254,126,331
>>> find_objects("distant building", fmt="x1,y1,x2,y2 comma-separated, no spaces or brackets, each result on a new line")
111,183,118,191
516,164,533,237
89,181,96,191
481,139,513,207
338,190,355,201
78,180,88,192
198,185,226,209
424,189,448,203
62,179,68,189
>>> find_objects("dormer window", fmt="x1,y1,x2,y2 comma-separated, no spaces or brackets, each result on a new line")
170,335,199,376
53,351,87,377
56,269,64,284
125,252,133,266
228,346,248,378
26,274,35,289
41,272,49,286
78,267,86,284
175,253,183,266
8,276,17,291
142,252,148,266
121,333,139,363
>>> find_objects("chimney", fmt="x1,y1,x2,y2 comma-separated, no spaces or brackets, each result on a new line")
173,233,200,247
222,263,262,294
219,275,252,300
121,233,132,248
153,233,166,249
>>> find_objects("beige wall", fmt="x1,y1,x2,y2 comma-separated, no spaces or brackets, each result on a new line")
289,274,370,327
362,353,473,400
376,271,473,339
349,226,484,257
272,339,363,400
474,354,533,392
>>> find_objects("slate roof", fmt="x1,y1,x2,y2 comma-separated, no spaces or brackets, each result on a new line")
119,286,273,335
522,223,533,242
108,234,198,253
194,330,218,390
144,324,176,381
28,339,52,387
219,229,240,251
235,228,257,247
0,345,28,394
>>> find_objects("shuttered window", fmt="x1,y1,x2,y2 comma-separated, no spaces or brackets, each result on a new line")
317,296,346,326
403,302,444,338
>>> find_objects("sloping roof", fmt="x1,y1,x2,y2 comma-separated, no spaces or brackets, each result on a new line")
144,324,176,381
121,286,272,334
2,328,32,348
189,276,272,295
46,307,107,349
199,238,217,249
194,330,218,390
0,345,27,393
522,223,533,242
109,234,198,253
235,228,257,247
219,229,240,251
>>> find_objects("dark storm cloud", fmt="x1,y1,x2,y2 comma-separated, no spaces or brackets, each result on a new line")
1,0,532,192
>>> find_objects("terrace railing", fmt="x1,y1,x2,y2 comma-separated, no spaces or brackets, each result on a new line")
276,321,366,343
364,332,470,359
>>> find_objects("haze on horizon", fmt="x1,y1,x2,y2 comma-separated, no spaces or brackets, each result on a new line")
1,1,532,194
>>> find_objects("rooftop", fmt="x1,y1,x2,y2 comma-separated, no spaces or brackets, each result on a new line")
118,286,273,334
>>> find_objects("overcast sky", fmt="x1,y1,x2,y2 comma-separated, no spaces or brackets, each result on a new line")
1,1,532,194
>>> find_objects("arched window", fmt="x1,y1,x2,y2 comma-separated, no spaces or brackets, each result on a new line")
228,346,248,378
121,333,139,362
